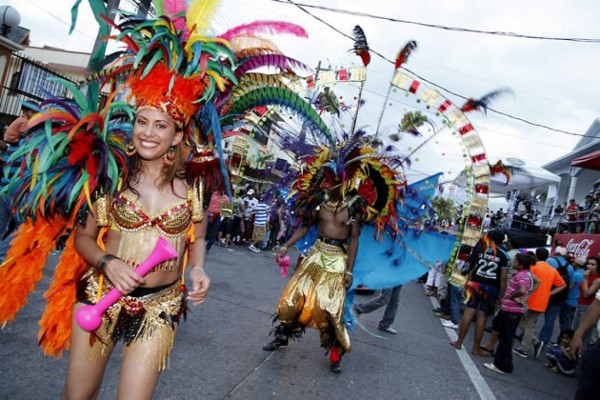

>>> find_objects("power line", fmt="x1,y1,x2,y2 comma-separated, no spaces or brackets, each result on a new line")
23,0,96,41
274,0,600,43
283,0,590,138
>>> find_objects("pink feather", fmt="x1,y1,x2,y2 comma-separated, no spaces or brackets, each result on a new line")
163,0,188,16
163,0,189,37
219,21,308,42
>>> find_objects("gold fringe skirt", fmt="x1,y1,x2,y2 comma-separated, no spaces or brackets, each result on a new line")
77,271,185,371
277,240,351,352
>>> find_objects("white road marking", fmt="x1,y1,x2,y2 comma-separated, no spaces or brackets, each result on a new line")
427,293,497,400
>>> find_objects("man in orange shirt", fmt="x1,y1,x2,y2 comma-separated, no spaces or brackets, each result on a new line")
513,247,566,358
3,103,36,145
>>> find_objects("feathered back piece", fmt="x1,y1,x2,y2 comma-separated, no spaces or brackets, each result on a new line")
2,81,132,223
289,130,406,238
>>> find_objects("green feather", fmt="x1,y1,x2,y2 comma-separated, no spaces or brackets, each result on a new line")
224,87,333,145
69,171,89,209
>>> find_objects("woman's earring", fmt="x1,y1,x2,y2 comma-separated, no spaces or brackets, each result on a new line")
163,146,176,167
126,141,136,156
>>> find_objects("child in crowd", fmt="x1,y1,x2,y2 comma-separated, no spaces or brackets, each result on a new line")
545,329,577,376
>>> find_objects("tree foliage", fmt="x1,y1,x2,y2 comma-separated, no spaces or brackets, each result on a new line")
431,196,456,222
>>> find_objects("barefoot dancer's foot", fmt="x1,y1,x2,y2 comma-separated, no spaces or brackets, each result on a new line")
450,341,462,350
471,348,491,357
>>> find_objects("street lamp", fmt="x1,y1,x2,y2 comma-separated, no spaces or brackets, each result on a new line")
0,5,21,36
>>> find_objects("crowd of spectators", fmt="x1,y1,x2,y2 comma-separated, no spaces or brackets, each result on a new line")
554,191,600,234
427,232,600,386
204,184,292,254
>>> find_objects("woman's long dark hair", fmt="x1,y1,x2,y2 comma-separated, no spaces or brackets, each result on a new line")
515,252,534,270
125,141,186,198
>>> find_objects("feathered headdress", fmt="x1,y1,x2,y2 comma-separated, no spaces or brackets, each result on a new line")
289,130,406,238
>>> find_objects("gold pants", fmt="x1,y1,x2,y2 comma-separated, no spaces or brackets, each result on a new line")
277,240,351,352
78,271,185,370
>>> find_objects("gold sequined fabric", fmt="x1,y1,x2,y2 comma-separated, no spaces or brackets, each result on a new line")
109,193,192,271
111,193,193,236
277,240,351,352
94,195,110,227
79,271,184,371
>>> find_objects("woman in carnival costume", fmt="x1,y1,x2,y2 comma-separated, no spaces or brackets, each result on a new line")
264,132,407,373
0,0,316,397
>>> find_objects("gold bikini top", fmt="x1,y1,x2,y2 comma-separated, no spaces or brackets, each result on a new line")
110,193,193,236
94,181,204,235
93,181,204,272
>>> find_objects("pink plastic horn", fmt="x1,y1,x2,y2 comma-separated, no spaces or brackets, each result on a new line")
76,237,178,332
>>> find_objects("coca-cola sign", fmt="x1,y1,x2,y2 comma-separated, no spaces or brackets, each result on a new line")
554,234,600,260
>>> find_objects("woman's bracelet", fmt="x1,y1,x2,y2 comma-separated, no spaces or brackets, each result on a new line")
345,271,353,276
191,266,205,272
96,254,119,272
280,245,288,252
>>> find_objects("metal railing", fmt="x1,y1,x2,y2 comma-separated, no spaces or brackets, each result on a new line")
0,53,74,123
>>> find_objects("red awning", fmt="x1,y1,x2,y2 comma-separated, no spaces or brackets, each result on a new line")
571,150,600,171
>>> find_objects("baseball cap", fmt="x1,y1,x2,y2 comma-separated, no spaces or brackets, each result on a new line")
554,246,567,256
247,189,254,195
573,257,586,267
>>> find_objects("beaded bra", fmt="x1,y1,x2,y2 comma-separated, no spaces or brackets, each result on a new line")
111,193,193,236
95,183,204,273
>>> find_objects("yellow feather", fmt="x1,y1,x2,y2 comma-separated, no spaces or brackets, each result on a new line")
84,180,93,212
186,0,222,34
30,156,39,189
206,70,226,91
184,35,230,52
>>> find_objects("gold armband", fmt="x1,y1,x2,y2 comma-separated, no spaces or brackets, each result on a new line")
94,194,111,227
189,179,204,223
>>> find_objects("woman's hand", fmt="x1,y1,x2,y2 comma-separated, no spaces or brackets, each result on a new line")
188,267,211,305
104,258,145,295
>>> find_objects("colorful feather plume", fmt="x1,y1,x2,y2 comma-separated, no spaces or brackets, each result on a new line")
395,40,417,70
219,21,308,42
234,54,310,80
351,25,371,66
222,86,333,146
1,85,133,224
461,88,512,114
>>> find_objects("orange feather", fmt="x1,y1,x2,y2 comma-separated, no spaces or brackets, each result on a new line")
0,217,67,326
38,235,89,357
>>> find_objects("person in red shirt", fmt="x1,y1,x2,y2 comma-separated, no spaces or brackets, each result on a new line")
572,256,600,347
565,199,579,233
513,247,566,358
3,104,36,144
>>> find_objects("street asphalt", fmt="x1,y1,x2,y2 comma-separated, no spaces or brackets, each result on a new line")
0,244,578,399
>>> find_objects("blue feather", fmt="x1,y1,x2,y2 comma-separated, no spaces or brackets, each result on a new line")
202,103,231,198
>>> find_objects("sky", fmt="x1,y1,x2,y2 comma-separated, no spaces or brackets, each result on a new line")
4,0,600,187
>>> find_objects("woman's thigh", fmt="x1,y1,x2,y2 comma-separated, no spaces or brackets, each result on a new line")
63,303,115,400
